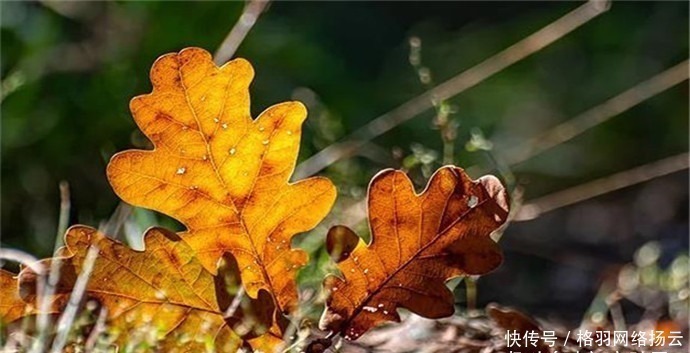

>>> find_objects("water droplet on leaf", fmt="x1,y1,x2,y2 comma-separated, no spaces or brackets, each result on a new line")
468,195,478,208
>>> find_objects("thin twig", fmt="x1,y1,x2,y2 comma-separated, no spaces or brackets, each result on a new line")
0,249,42,274
55,181,70,248
294,0,610,179
100,202,132,242
500,59,689,167
340,59,689,227
607,292,627,332
223,287,245,319
408,36,458,166
49,245,99,353
214,0,269,64
514,152,689,221
84,306,108,351
30,182,72,353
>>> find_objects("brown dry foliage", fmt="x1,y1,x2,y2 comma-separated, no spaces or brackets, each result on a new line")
17,226,277,351
320,167,509,340
0,48,511,352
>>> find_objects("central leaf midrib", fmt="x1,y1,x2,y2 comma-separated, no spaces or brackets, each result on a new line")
88,288,221,315
176,60,285,313
342,197,490,333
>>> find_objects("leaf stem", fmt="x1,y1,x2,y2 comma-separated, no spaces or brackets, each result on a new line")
465,277,477,312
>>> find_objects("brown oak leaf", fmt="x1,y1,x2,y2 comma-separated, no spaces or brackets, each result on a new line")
106,47,337,313
319,166,509,340
17,225,276,352
1,268,67,327
1,270,33,324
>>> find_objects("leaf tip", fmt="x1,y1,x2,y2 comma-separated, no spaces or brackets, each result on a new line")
220,56,256,82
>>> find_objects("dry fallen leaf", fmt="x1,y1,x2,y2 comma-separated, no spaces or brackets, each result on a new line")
319,166,509,340
17,225,275,352
1,269,67,328
106,47,337,313
487,303,552,353
486,303,541,334
1,270,30,324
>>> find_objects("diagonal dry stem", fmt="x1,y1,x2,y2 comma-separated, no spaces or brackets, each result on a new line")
48,245,100,353
342,61,689,227
294,0,611,179
214,0,270,65
499,60,689,167
29,182,71,353
514,152,689,221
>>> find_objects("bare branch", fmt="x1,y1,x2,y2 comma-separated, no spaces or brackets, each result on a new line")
214,0,269,64
294,0,610,179
49,245,99,353
55,181,71,248
0,249,42,275
501,60,689,167
29,182,73,353
514,152,689,221
342,55,689,226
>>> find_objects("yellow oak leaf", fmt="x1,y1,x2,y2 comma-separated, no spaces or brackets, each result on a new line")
319,166,509,340
17,225,276,352
106,47,336,313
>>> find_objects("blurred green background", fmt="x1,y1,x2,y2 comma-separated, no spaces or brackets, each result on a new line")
1,1,688,326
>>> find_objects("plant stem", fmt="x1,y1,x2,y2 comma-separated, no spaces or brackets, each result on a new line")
466,277,477,312
443,138,454,165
